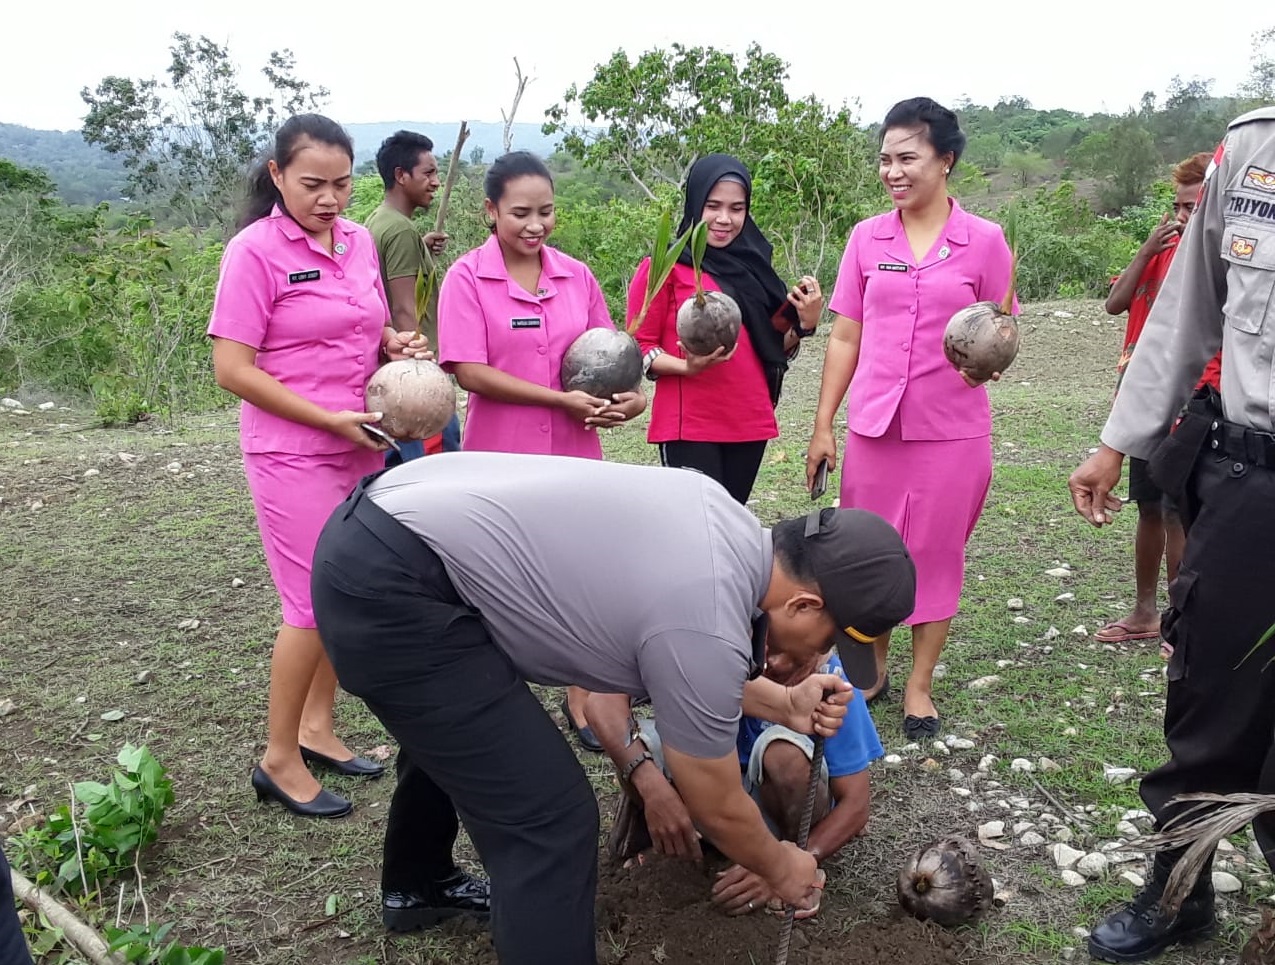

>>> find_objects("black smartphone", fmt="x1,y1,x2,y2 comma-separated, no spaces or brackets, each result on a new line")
360,423,401,454
811,458,829,501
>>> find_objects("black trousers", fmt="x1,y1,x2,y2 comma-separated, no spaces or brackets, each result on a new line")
658,440,768,505
1,848,33,965
311,482,599,965
1140,446,1275,860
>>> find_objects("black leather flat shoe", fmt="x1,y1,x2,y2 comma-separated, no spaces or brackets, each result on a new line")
251,766,352,818
902,714,941,741
560,699,604,754
300,745,386,778
384,870,492,932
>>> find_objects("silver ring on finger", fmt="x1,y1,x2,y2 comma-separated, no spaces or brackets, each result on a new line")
747,901,754,911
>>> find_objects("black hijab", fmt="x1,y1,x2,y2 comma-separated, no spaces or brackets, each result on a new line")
676,155,797,395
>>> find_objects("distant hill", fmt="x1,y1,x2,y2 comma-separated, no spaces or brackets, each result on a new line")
0,120,562,205
345,121,561,165
0,123,128,205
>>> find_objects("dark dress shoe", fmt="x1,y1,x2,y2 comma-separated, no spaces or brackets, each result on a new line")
383,870,492,932
300,745,386,778
251,766,352,818
1089,853,1215,962
560,699,604,753
902,714,941,741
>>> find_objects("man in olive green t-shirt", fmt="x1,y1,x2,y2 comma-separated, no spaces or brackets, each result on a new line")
366,130,460,456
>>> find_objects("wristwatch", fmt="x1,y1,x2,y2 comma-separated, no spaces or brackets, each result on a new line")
794,320,818,338
620,750,654,784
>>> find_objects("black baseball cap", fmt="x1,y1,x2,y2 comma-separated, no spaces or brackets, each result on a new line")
803,508,916,689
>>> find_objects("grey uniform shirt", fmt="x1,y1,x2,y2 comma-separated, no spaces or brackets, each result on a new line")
365,452,773,759
1104,107,1275,458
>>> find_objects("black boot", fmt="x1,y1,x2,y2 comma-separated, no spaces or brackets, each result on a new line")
383,868,491,932
1088,851,1216,963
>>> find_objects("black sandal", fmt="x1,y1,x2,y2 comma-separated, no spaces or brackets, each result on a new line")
902,714,941,741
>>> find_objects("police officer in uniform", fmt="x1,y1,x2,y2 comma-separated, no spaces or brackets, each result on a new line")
1069,106,1275,962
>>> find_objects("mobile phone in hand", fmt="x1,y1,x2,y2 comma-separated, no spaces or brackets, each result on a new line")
811,458,829,500
360,423,401,454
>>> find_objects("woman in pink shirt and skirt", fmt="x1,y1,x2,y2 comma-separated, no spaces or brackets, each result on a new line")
439,151,646,752
806,98,1014,741
209,114,428,817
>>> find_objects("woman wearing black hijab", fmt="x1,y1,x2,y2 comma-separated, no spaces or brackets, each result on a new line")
628,154,824,503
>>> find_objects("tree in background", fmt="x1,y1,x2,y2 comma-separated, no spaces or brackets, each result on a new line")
1068,115,1161,211
81,33,328,229
543,43,789,198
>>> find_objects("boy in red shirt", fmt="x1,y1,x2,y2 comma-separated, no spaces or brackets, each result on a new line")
1098,151,1218,652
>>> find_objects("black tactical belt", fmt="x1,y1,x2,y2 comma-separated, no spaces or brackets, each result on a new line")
1207,419,1275,468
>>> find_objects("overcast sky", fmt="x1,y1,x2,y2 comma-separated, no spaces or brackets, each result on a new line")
4,2,1272,134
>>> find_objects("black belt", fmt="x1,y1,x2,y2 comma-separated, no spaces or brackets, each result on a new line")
1206,419,1275,468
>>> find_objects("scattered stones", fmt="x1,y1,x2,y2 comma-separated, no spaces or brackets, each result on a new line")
1007,598,1024,611
1021,831,1047,846
231,578,245,588
177,618,201,631
1039,757,1062,773
932,663,947,679
83,468,100,477
1063,727,1078,737
1072,626,1089,637
1051,843,1085,869
1061,870,1087,887
1,398,21,408
931,741,950,756
978,821,1005,840
951,787,972,798
945,736,975,750
1044,626,1061,640
1012,821,1036,834
1116,821,1140,837
133,670,153,685
0,699,15,717
920,758,941,773
117,452,138,465
1053,827,1075,843
992,878,1012,906
1011,758,1034,773
948,768,966,781
165,461,183,472
37,402,55,411
1077,853,1109,878
1120,871,1145,888
1103,764,1138,785
1055,592,1075,602
1212,871,1243,894
977,754,997,772
100,709,126,722
1008,796,1031,809
1012,616,1031,625
883,754,902,768
1045,567,1072,578
968,675,1001,691
29,500,43,512
900,742,921,753
995,659,1016,669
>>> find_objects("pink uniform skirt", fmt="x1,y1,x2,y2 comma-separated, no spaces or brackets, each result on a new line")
243,449,384,628
840,419,992,625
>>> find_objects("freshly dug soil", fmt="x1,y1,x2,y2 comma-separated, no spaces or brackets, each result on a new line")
589,853,971,965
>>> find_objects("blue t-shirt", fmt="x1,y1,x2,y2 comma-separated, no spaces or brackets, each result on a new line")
736,653,884,778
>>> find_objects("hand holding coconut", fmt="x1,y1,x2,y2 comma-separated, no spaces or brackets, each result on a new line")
942,207,1021,387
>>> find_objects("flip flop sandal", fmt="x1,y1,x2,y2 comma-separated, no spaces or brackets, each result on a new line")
1094,620,1160,644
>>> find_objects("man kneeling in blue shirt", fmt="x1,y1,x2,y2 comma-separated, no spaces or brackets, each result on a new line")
588,649,883,919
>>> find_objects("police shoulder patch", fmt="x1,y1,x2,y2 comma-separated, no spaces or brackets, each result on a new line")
1230,234,1257,260
1244,166,1275,193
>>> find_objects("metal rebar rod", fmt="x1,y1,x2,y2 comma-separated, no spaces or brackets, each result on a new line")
775,733,825,965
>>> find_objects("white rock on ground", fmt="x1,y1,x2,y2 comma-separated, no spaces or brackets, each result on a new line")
1,398,21,408
946,737,975,750
1039,757,1062,772
1120,871,1145,888
1116,821,1140,837
1212,871,1243,894
1055,593,1075,602
978,755,997,772
948,769,966,781
1216,839,1236,854
1077,853,1109,878
1072,626,1089,637
83,468,100,478
1011,758,1034,772
1053,827,1075,843
1051,843,1085,869
1061,870,1087,887
883,754,902,768
1013,616,1031,624
1045,567,1072,577
1021,831,1047,846
38,401,55,410
1044,626,1061,640
1007,598,1024,610
968,675,1001,690
1104,764,1138,784
231,578,245,588
1012,821,1035,834
1063,726,1079,737
978,821,1006,840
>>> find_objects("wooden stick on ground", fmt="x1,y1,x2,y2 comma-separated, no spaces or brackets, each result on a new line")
10,866,126,965
433,121,471,236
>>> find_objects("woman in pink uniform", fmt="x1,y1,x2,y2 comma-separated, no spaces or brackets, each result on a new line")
438,150,645,751
630,153,823,505
209,114,427,817
805,98,1014,741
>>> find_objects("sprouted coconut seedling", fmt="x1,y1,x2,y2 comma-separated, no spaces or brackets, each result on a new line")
560,209,692,398
942,205,1021,384
674,220,742,357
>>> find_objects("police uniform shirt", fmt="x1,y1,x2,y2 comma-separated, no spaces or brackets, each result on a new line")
1104,107,1275,459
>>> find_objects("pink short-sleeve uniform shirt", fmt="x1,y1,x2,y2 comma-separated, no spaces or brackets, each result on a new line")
828,201,1016,442
207,207,390,454
438,236,612,458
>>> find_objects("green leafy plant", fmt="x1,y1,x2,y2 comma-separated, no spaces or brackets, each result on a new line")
107,923,225,965
686,220,709,308
16,744,174,895
624,209,693,333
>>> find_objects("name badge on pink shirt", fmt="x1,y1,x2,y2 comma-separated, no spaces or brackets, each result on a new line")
288,269,321,283
510,317,541,329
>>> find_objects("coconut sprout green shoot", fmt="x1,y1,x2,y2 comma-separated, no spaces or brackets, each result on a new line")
674,220,742,358
942,205,1022,385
